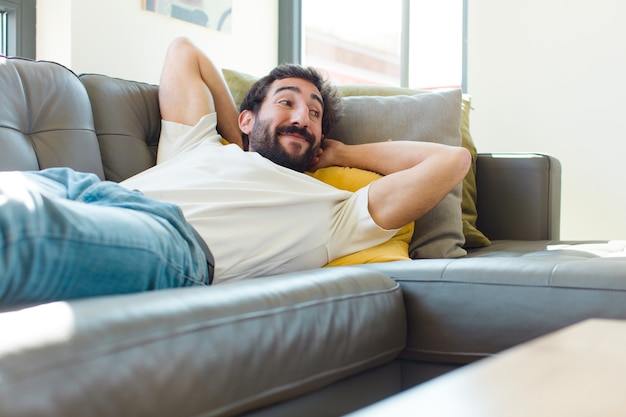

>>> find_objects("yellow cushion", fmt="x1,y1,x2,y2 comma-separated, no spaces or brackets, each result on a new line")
307,166,413,266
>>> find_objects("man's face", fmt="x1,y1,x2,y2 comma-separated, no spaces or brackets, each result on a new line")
241,77,324,172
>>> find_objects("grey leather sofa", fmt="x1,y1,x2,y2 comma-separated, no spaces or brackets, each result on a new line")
1,56,625,417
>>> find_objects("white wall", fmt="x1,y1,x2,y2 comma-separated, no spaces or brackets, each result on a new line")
467,0,626,240
36,0,278,84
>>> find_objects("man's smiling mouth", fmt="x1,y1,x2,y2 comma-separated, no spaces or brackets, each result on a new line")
276,126,315,145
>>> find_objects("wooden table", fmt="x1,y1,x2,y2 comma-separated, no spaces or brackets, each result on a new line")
348,319,626,417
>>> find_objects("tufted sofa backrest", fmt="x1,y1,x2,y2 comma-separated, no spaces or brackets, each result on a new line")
0,56,105,178
79,74,161,182
0,56,162,182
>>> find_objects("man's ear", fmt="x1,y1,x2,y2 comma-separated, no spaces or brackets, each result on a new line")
239,110,254,135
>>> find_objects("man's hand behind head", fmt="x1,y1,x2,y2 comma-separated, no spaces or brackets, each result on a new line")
307,139,345,172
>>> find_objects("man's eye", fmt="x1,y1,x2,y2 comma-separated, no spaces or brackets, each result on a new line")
278,99,292,106
310,110,320,118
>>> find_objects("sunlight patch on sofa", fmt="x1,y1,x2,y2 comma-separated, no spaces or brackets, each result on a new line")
0,302,76,357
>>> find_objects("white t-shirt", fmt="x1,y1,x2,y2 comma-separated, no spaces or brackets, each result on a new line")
121,113,397,283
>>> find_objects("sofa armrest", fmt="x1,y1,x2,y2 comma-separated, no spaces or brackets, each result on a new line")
475,153,561,240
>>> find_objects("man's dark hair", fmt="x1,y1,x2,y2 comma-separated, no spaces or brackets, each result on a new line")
240,64,343,146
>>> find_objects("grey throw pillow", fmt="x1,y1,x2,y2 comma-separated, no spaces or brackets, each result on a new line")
327,89,467,258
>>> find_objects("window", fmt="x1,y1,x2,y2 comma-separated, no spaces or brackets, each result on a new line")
302,0,404,86
0,0,35,58
280,0,466,91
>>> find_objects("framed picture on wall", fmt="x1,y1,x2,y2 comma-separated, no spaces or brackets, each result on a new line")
143,0,232,33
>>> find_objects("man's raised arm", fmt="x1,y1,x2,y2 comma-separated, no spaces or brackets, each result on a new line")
159,37,243,148
311,139,471,230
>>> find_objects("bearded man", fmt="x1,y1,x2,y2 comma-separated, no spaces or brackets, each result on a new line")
0,37,470,306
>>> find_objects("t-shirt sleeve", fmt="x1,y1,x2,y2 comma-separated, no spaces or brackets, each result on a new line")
326,184,400,261
157,113,221,164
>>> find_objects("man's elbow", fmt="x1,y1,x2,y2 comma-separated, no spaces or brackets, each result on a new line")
451,146,472,184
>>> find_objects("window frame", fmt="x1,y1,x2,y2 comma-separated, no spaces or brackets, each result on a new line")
1,9,7,55
0,0,35,59
278,0,468,92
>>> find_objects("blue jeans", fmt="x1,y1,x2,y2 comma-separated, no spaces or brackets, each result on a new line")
0,168,210,306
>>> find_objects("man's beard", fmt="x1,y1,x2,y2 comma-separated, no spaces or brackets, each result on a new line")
249,119,319,172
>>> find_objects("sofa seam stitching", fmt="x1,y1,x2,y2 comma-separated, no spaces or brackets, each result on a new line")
394,279,626,293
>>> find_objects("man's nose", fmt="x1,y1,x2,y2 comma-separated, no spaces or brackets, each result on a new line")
291,105,309,126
